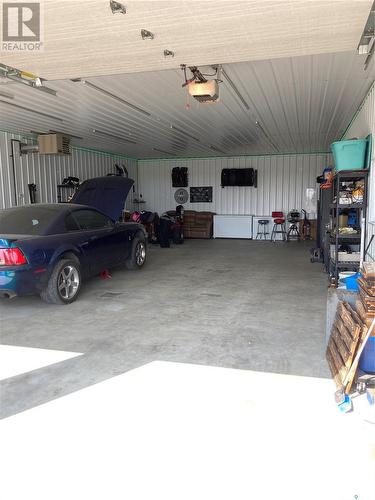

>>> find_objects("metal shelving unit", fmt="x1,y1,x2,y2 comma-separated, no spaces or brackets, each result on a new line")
328,170,368,287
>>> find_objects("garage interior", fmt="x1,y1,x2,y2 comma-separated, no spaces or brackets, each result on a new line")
1,1,375,499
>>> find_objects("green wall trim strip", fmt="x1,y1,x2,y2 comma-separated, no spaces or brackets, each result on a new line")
340,79,375,140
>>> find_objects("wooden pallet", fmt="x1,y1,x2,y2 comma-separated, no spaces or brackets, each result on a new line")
362,262,375,279
327,261,375,392
356,299,375,327
326,301,365,391
359,288,375,313
357,277,375,297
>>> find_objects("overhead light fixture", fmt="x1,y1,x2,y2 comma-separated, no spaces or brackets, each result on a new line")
0,100,63,121
0,90,14,99
255,121,279,152
141,29,154,40
221,67,249,110
74,79,151,117
110,0,126,14
163,49,175,58
152,148,176,156
209,145,226,154
170,125,200,142
357,1,375,69
92,129,136,144
0,64,57,96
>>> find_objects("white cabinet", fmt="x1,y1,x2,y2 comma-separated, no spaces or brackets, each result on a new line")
213,215,253,239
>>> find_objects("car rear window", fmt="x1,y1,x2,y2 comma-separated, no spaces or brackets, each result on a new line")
0,206,60,235
72,209,114,230
65,213,80,231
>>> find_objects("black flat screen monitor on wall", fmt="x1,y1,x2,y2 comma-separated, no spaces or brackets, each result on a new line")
221,168,256,187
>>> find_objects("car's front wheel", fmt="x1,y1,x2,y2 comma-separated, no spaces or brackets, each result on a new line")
125,235,147,270
40,258,82,304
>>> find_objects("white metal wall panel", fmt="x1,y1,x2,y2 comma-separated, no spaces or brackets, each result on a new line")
138,153,330,217
343,82,375,261
0,131,137,210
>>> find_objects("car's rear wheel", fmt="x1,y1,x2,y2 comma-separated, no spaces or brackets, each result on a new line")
40,258,82,304
125,235,146,270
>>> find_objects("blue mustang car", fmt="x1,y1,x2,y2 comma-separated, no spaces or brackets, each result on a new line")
0,177,147,304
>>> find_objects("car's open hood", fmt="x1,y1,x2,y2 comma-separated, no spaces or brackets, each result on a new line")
70,176,134,220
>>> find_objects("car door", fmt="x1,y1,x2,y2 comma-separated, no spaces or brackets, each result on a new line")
68,209,127,274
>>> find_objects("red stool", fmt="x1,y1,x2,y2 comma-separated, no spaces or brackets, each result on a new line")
271,211,287,242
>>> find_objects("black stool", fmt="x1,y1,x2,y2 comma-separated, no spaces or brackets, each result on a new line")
256,219,270,239
286,210,301,241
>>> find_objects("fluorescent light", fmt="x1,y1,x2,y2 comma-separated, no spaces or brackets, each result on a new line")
0,64,57,96
221,67,249,110
0,100,63,121
255,121,279,152
170,125,200,142
209,145,226,154
0,90,14,99
77,80,151,116
152,148,176,156
92,129,136,144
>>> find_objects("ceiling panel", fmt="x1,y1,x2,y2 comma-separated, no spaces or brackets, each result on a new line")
0,51,373,159
0,0,372,80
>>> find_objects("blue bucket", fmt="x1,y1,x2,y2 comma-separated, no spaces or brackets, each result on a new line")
344,272,361,291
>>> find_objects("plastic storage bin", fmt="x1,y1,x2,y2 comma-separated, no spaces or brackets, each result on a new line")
331,139,367,171
359,337,375,374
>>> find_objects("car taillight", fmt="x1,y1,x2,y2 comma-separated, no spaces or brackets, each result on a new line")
0,248,28,266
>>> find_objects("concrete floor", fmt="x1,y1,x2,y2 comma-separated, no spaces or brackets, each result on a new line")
3,362,374,500
0,239,330,418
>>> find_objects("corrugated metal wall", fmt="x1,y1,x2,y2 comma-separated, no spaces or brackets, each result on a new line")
342,82,375,261
0,131,138,210
138,153,330,217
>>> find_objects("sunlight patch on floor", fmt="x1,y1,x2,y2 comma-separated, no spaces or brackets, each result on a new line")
1,361,374,500
0,345,82,380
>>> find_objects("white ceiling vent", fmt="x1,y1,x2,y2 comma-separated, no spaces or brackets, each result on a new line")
38,133,71,155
